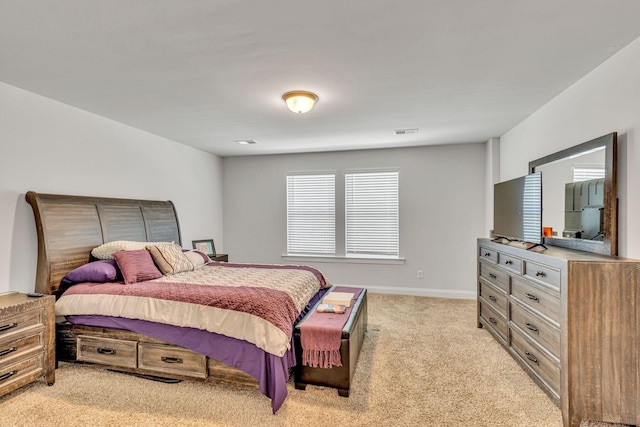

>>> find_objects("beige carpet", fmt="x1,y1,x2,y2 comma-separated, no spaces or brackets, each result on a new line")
0,294,629,426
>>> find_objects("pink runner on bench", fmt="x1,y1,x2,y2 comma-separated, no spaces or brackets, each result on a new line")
300,287,364,368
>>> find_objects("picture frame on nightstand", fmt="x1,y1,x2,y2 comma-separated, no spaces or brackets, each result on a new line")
192,239,216,257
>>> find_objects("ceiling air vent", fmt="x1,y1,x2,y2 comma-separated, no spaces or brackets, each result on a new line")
394,128,419,135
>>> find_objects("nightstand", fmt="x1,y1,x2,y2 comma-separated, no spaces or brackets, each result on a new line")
0,292,55,397
209,253,228,262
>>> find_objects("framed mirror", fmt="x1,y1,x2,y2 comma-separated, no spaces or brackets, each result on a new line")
529,132,617,256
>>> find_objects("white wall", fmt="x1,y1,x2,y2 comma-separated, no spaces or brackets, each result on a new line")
499,36,640,259
0,82,224,294
223,144,486,299
484,137,500,236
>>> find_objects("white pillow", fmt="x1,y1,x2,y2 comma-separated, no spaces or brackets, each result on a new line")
91,240,171,260
184,250,210,270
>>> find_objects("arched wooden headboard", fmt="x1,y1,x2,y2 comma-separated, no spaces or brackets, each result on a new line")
26,191,181,296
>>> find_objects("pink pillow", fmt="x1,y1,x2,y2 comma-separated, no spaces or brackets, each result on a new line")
112,250,162,285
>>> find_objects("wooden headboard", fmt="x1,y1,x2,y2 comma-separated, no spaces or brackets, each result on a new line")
25,191,182,296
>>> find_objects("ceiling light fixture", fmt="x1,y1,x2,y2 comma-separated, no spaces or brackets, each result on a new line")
282,91,318,114
235,139,258,145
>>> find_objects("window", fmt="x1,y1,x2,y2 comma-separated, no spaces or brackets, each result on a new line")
521,171,542,243
286,174,335,255
573,165,605,182
345,171,399,258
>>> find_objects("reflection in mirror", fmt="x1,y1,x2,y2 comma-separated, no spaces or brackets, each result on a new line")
529,133,617,256
535,148,605,239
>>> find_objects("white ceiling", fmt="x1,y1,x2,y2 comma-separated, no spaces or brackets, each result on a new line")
2,1,640,157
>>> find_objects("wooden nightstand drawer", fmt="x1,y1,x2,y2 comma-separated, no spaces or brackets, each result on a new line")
138,343,207,378
0,353,44,391
0,293,55,397
0,332,44,365
0,310,44,341
77,336,137,369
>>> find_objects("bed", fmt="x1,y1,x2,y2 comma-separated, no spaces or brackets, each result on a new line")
25,191,331,413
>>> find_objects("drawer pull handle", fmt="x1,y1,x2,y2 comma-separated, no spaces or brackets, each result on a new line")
161,356,183,364
484,252,492,257
488,273,497,279
525,292,539,302
0,322,18,332
535,271,546,277
0,370,17,382
504,260,513,265
488,295,497,302
488,317,497,324
97,348,116,355
525,322,539,333
0,347,17,357
524,351,539,365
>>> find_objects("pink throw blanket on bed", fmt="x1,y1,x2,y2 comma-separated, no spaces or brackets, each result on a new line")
300,287,363,369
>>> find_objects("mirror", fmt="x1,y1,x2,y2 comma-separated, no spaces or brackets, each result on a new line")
529,132,617,256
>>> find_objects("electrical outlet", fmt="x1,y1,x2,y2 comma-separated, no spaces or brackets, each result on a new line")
417,270,424,279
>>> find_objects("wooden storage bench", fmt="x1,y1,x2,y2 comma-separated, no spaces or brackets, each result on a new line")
294,288,368,397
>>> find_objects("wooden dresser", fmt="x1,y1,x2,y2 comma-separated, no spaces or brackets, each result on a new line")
477,238,640,427
0,292,55,397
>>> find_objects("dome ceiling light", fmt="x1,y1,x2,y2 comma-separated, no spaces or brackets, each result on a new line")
282,90,318,114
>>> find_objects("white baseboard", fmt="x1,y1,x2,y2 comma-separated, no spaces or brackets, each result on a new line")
332,284,476,300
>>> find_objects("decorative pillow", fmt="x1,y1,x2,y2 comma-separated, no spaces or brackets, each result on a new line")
62,260,121,284
112,250,163,284
146,243,194,275
91,240,171,260
184,250,210,270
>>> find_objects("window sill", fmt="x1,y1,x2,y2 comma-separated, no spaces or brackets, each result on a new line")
281,254,405,265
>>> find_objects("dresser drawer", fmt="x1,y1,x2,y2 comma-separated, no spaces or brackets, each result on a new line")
138,343,207,379
524,260,560,290
0,353,44,391
479,299,508,342
510,328,560,397
0,332,44,365
77,336,137,369
478,279,507,314
0,309,44,341
497,253,523,275
479,246,498,264
510,302,560,360
478,261,509,293
510,276,560,325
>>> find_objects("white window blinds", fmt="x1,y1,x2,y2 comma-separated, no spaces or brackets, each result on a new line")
286,174,335,254
345,171,399,257
573,165,605,182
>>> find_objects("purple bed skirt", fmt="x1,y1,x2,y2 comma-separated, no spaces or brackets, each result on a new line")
66,287,328,413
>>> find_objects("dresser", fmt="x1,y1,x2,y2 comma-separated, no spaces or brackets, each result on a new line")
0,292,55,397
477,238,640,427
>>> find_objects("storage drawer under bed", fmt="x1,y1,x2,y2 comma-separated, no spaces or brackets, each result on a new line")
138,343,207,378
76,335,137,369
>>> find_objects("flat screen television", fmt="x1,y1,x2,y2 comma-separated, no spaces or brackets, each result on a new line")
493,172,543,245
